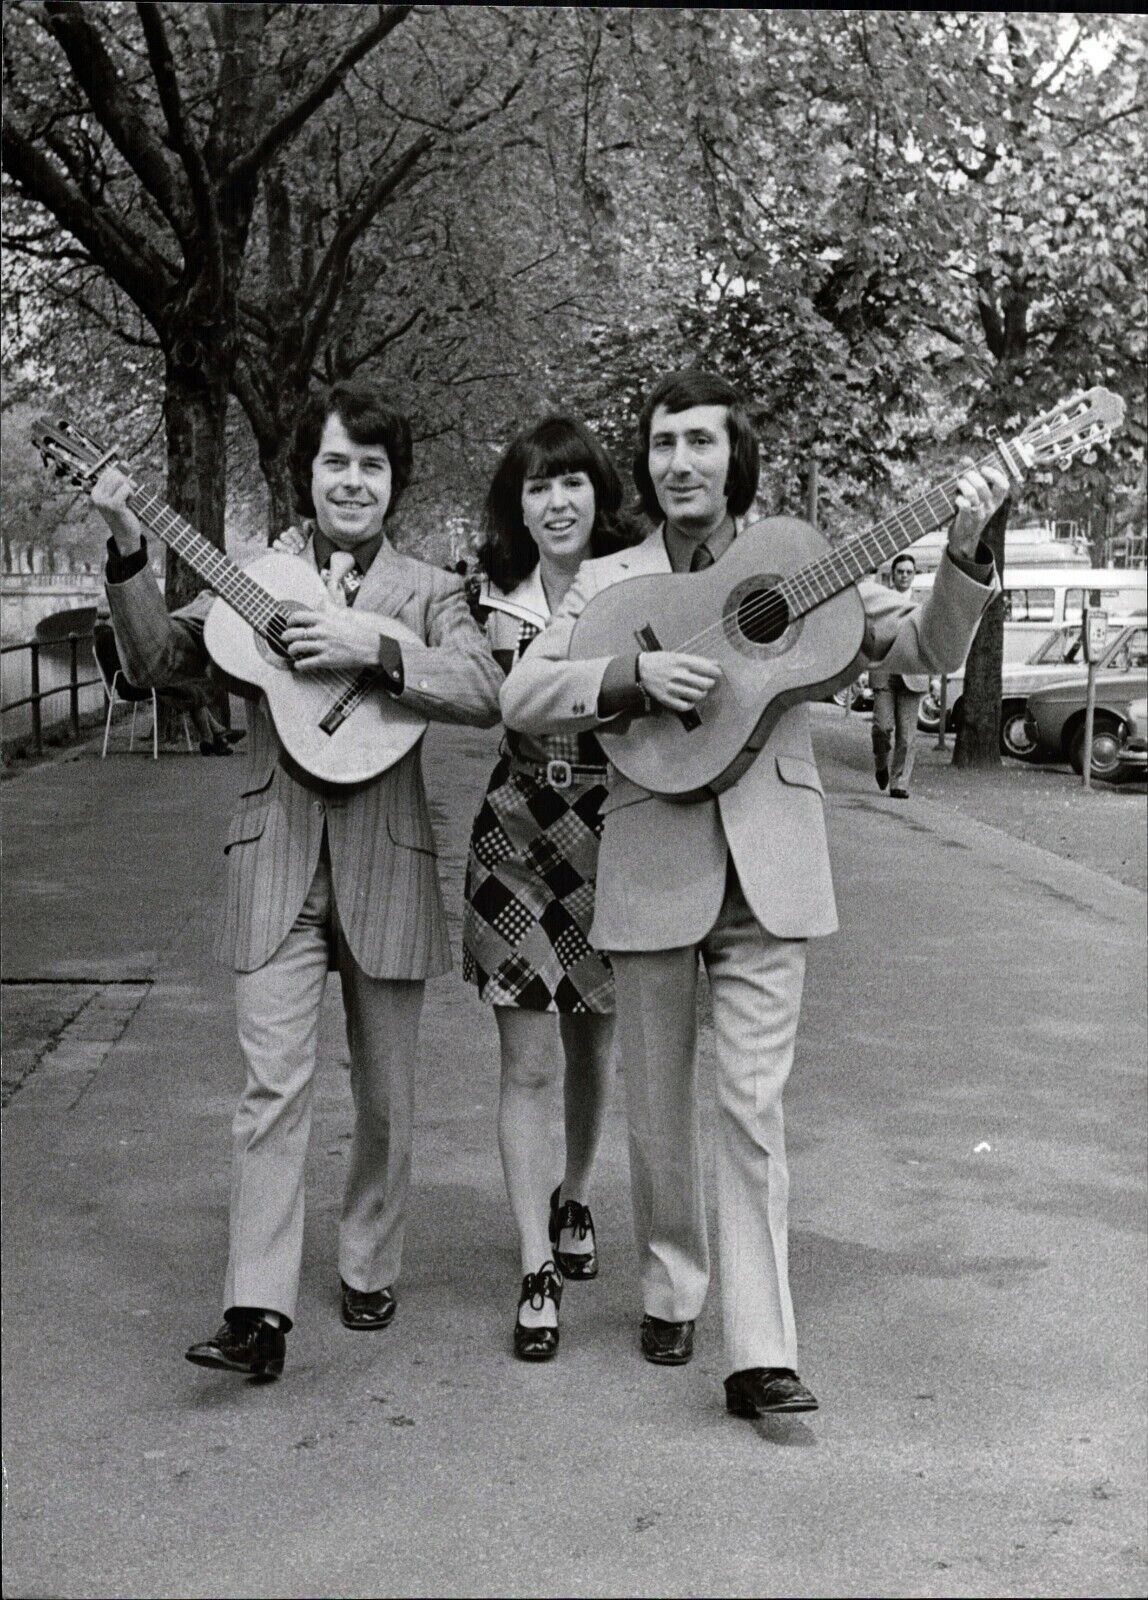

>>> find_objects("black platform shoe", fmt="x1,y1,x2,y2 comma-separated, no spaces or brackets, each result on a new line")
185,1310,286,1378
513,1260,563,1361
548,1184,598,1281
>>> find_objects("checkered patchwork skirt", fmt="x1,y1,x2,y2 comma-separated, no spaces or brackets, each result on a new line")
462,753,614,1013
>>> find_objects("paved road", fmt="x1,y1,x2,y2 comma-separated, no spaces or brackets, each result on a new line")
3,710,1145,1599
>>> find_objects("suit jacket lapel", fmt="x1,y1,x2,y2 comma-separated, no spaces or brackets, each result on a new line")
353,539,418,618
614,528,673,578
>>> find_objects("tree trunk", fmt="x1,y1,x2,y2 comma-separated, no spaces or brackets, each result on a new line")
261,443,297,542
952,498,1010,769
158,345,230,738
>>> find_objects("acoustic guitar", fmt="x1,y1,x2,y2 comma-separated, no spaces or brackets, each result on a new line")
32,415,427,785
570,388,1125,800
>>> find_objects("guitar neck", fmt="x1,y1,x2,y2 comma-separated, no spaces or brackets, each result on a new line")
125,481,278,635
778,439,1019,618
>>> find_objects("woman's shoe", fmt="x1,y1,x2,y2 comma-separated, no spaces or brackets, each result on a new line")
549,1184,598,1280
513,1260,563,1361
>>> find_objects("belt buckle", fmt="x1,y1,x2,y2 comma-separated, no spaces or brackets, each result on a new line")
545,758,573,789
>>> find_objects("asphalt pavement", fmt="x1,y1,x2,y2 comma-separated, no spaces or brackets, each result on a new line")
2,707,1145,1600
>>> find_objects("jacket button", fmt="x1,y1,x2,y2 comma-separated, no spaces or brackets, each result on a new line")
573,701,585,714
312,800,323,812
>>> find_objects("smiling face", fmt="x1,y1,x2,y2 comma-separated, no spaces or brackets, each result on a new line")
647,402,732,536
520,468,597,569
310,413,391,549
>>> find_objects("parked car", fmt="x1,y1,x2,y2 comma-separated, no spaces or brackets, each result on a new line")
1113,696,1148,778
918,617,1148,757
910,565,1147,663
1021,645,1148,779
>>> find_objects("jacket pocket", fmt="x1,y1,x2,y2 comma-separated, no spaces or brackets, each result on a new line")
386,805,438,856
239,765,276,801
775,754,825,796
224,805,268,855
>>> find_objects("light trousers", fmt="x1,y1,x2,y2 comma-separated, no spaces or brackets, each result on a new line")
872,681,924,790
611,865,807,1373
224,843,424,1326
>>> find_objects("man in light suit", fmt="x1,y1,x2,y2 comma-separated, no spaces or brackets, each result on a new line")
500,369,1006,1420
93,379,502,1379
870,551,930,797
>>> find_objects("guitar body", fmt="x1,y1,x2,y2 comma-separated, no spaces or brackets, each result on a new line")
202,552,427,786
570,517,867,799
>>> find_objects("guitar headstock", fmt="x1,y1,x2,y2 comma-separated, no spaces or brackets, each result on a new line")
30,415,123,490
1010,387,1126,473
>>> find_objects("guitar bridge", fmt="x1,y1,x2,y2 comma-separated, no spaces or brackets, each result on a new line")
635,624,702,731
319,669,376,736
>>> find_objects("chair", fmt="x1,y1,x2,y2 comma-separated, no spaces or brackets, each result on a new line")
91,623,193,760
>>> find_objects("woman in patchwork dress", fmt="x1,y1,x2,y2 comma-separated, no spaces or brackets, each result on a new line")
464,414,643,1361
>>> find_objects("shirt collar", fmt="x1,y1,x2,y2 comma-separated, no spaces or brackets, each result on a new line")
312,525,386,575
662,514,737,574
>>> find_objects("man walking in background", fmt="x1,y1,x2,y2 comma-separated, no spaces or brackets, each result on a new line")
871,552,930,798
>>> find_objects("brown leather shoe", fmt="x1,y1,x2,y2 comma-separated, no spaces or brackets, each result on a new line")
340,1280,396,1331
724,1367,819,1416
640,1315,694,1365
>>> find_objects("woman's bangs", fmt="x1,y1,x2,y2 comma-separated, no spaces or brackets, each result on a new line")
521,428,595,484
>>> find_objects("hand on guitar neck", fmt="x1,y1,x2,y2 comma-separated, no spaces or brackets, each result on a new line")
947,461,1011,560
91,466,144,555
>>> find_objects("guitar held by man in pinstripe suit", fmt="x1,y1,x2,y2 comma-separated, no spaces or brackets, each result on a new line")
34,414,429,785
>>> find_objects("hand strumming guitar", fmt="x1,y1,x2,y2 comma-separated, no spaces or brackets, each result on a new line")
637,650,723,713
279,607,386,672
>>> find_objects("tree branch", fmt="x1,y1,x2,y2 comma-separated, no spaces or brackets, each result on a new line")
134,0,223,292
295,130,434,375
2,112,175,323
225,4,413,190
41,0,191,246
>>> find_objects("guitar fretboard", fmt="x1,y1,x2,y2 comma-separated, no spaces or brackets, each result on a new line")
126,483,280,636
777,440,1020,618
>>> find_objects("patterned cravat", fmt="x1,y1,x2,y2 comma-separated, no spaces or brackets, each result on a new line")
323,549,359,607
689,542,714,572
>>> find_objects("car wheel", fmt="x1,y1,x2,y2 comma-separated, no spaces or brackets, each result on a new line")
1000,703,1041,760
917,694,941,733
1069,717,1125,780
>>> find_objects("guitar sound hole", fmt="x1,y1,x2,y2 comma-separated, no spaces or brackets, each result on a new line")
736,586,789,645
261,603,305,665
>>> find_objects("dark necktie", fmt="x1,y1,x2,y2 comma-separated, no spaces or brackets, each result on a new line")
689,543,714,573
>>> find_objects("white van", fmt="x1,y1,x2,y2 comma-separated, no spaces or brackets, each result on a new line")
909,566,1147,663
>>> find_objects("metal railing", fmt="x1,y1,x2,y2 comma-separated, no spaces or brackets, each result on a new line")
0,632,101,755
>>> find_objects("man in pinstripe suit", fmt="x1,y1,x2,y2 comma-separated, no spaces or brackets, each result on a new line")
94,381,502,1379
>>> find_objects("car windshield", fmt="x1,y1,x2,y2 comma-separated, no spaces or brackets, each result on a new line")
1102,627,1148,672
1029,625,1085,665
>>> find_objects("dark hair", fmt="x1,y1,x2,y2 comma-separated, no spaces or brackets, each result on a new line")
633,368,760,522
891,552,917,574
475,414,641,594
290,379,413,521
